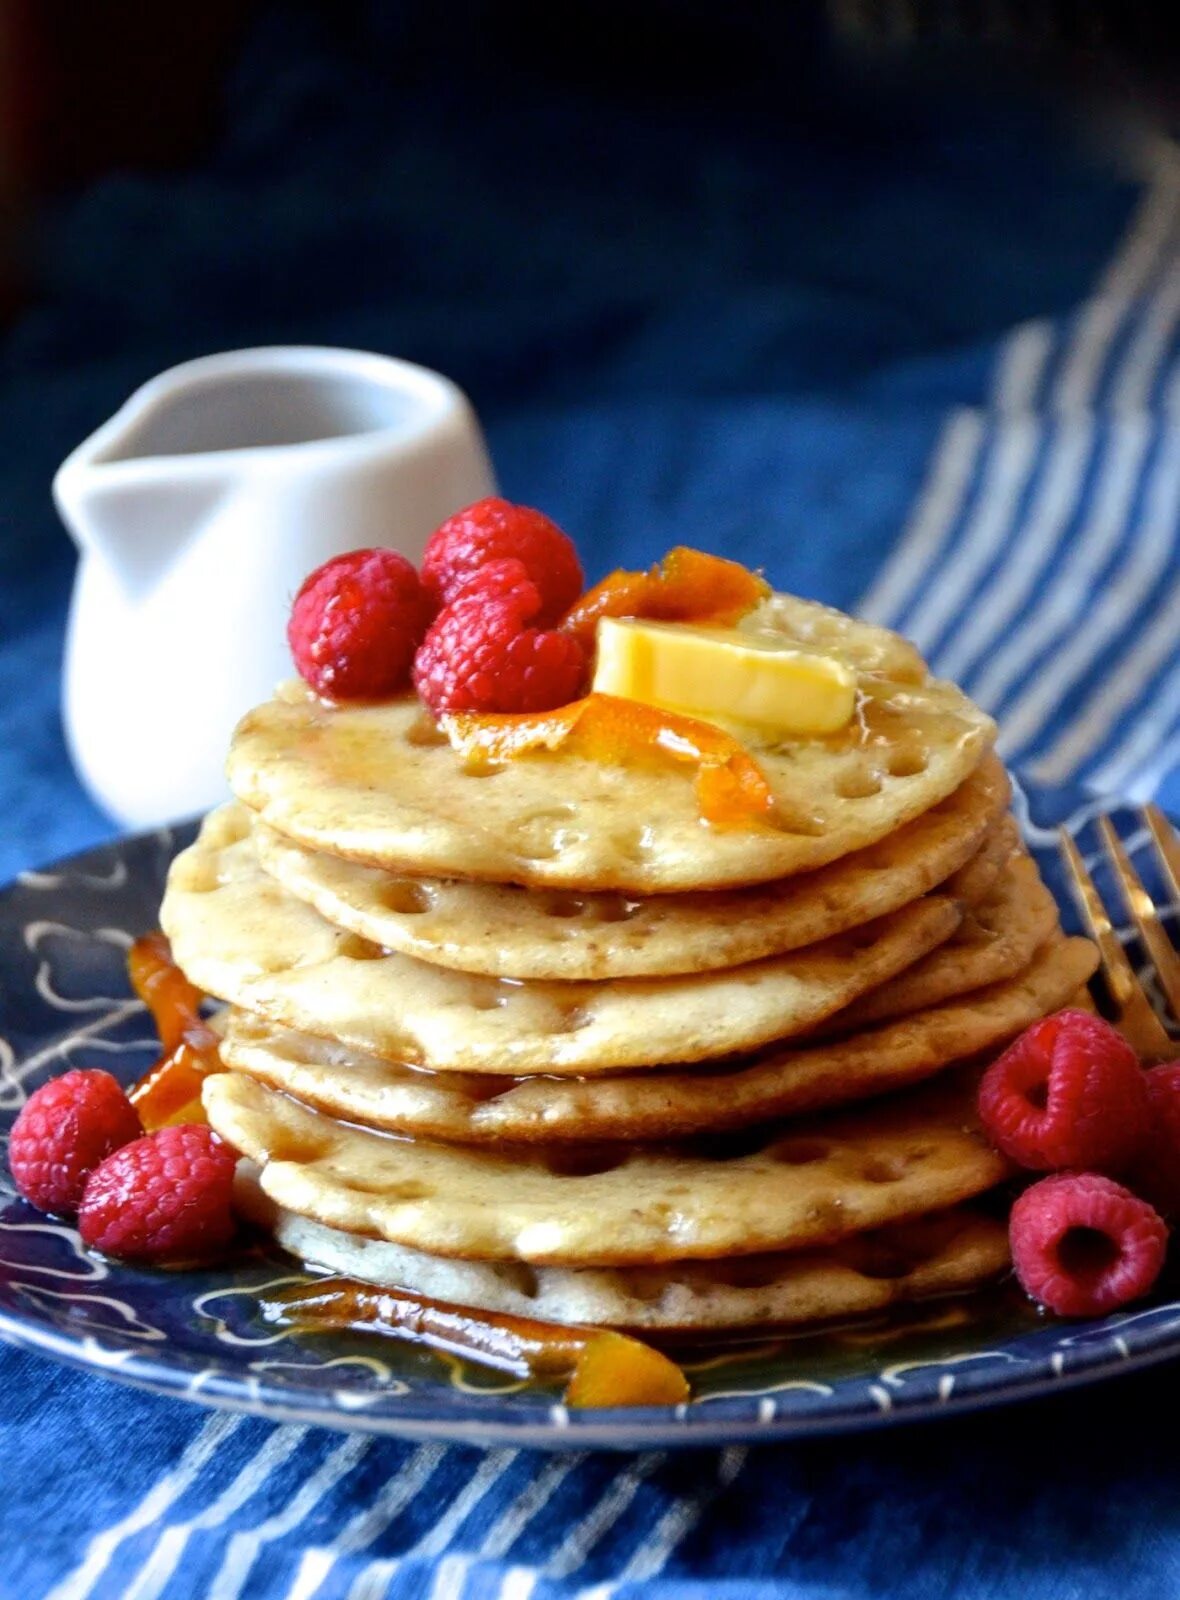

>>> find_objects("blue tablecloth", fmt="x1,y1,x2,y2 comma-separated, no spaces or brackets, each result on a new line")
4,7,1180,1596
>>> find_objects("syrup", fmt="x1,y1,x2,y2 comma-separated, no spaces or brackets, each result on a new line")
127,933,223,1128
256,1276,689,1406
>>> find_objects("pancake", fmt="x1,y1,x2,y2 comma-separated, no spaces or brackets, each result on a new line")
818,851,1060,1032
239,1184,1010,1332
252,758,1010,979
163,808,961,1072
220,935,1099,1144
204,1069,1009,1267
227,607,995,894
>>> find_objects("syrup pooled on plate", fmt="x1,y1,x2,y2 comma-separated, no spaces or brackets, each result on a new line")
257,1276,690,1407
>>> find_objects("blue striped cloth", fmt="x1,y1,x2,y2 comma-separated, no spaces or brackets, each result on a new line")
5,14,1180,1593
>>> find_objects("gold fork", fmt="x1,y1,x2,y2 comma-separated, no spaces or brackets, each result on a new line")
1059,804,1180,1060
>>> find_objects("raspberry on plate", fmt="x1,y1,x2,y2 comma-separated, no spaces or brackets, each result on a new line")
414,557,587,717
421,498,584,623
9,1070,142,1216
1130,1060,1180,1218
978,1008,1150,1173
78,1124,238,1264
288,547,431,700
1009,1172,1168,1316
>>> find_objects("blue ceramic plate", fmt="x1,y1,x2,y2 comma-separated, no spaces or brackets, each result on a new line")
0,785,1177,1449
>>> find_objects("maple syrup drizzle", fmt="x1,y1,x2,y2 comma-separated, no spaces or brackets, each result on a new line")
127,933,224,1128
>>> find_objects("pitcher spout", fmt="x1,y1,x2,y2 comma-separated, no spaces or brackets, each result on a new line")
53,449,232,598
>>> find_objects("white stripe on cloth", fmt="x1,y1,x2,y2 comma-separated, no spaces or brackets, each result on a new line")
281,1452,575,1600
1121,721,1180,804
1027,571,1180,785
496,1569,539,1600
44,1412,243,1600
897,414,1040,655
356,1453,586,1600
998,426,1180,765
121,1427,312,1600
280,1443,446,1600
344,1449,518,1600
859,144,1180,648
1111,239,1180,414
934,414,1095,685
205,1434,372,1600
992,319,1057,414
966,417,1153,713
1088,653,1180,792
574,1446,750,1600
856,408,987,627
545,1454,668,1581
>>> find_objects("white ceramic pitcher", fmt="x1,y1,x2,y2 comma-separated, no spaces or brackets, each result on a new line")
54,346,496,829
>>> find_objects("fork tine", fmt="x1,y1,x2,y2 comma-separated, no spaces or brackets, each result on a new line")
1145,803,1180,906
1057,826,1173,1057
1099,816,1180,1022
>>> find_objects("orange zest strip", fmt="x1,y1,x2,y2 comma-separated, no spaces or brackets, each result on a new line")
560,546,770,653
443,693,777,828
127,933,223,1129
257,1277,690,1408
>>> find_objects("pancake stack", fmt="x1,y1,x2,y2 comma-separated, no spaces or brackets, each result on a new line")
164,592,1098,1334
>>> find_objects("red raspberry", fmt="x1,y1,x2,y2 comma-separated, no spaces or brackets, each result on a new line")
413,558,587,717
9,1070,142,1216
1009,1172,1167,1316
1129,1061,1180,1218
288,548,431,700
78,1124,237,1263
978,1009,1149,1173
421,498,584,624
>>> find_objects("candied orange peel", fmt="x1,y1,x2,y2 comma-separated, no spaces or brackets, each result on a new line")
258,1277,690,1408
127,932,223,1129
443,692,777,828
560,546,769,652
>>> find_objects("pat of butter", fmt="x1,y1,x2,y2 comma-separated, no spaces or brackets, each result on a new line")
592,617,857,736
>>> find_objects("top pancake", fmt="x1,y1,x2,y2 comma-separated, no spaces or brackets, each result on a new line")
227,595,995,892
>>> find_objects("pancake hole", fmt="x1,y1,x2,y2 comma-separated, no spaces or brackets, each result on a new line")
593,896,643,923
887,746,930,779
379,880,434,915
543,1145,630,1178
852,1245,919,1281
835,768,884,800
683,1126,774,1162
337,934,387,962
496,1263,540,1299
512,806,582,861
713,1256,789,1289
770,1138,832,1166
613,1270,666,1304
542,894,587,919
860,1156,909,1184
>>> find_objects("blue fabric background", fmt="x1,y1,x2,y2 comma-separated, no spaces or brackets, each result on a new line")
3,5,1180,1596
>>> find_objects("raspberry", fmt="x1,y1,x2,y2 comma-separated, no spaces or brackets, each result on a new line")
1009,1172,1167,1316
1129,1061,1180,1218
9,1070,142,1216
421,498,584,624
413,558,587,717
978,1009,1149,1173
288,548,431,700
78,1124,237,1263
